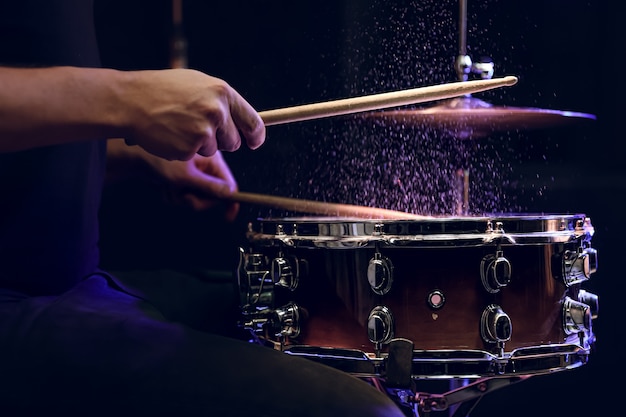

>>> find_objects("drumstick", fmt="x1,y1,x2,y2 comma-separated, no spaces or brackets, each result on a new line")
229,191,430,220
259,76,517,126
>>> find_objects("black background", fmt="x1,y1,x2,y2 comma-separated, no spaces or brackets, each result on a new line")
95,1,620,416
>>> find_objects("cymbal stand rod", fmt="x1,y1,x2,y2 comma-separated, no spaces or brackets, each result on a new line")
170,0,187,69
455,0,471,82
455,1,469,216
454,1,494,82
458,0,467,57
455,168,470,216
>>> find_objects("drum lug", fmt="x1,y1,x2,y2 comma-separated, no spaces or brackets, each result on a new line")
241,313,270,337
578,289,599,320
273,302,301,340
575,290,598,347
480,250,512,293
241,302,301,342
553,246,598,286
367,252,394,295
271,253,300,291
480,304,512,344
368,306,395,353
237,248,274,309
562,296,592,337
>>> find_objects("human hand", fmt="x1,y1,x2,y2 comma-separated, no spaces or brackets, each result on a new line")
150,150,241,221
121,69,265,161
107,139,240,221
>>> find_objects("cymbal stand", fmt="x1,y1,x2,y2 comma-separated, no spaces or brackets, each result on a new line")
454,0,494,83
170,0,187,69
451,0,493,215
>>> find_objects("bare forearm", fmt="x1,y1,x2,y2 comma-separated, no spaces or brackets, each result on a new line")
0,66,265,159
0,66,130,152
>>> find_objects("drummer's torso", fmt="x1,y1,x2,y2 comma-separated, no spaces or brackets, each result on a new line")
0,0,105,295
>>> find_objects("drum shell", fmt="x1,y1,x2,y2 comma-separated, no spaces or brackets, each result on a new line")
256,242,572,354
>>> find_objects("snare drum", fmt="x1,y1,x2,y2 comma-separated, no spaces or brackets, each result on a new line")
237,214,598,379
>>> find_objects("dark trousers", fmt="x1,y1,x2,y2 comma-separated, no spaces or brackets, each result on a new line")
0,271,405,416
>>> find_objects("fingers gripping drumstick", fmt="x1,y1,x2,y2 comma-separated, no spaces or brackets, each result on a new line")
259,76,517,126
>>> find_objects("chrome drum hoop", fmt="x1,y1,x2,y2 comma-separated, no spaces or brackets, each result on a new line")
283,343,590,379
247,214,594,249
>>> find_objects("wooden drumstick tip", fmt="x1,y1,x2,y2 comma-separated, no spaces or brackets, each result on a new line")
501,75,518,86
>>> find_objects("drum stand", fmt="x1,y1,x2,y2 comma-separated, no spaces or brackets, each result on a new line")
357,338,530,417
373,375,529,417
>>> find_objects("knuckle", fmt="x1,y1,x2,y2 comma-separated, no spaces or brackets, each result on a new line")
197,141,217,157
216,129,241,152
223,138,242,152
208,79,232,104
246,121,266,149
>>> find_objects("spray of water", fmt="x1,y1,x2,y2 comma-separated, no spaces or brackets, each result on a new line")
236,0,562,218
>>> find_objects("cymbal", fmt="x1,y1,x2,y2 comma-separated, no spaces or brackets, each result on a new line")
362,96,596,139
